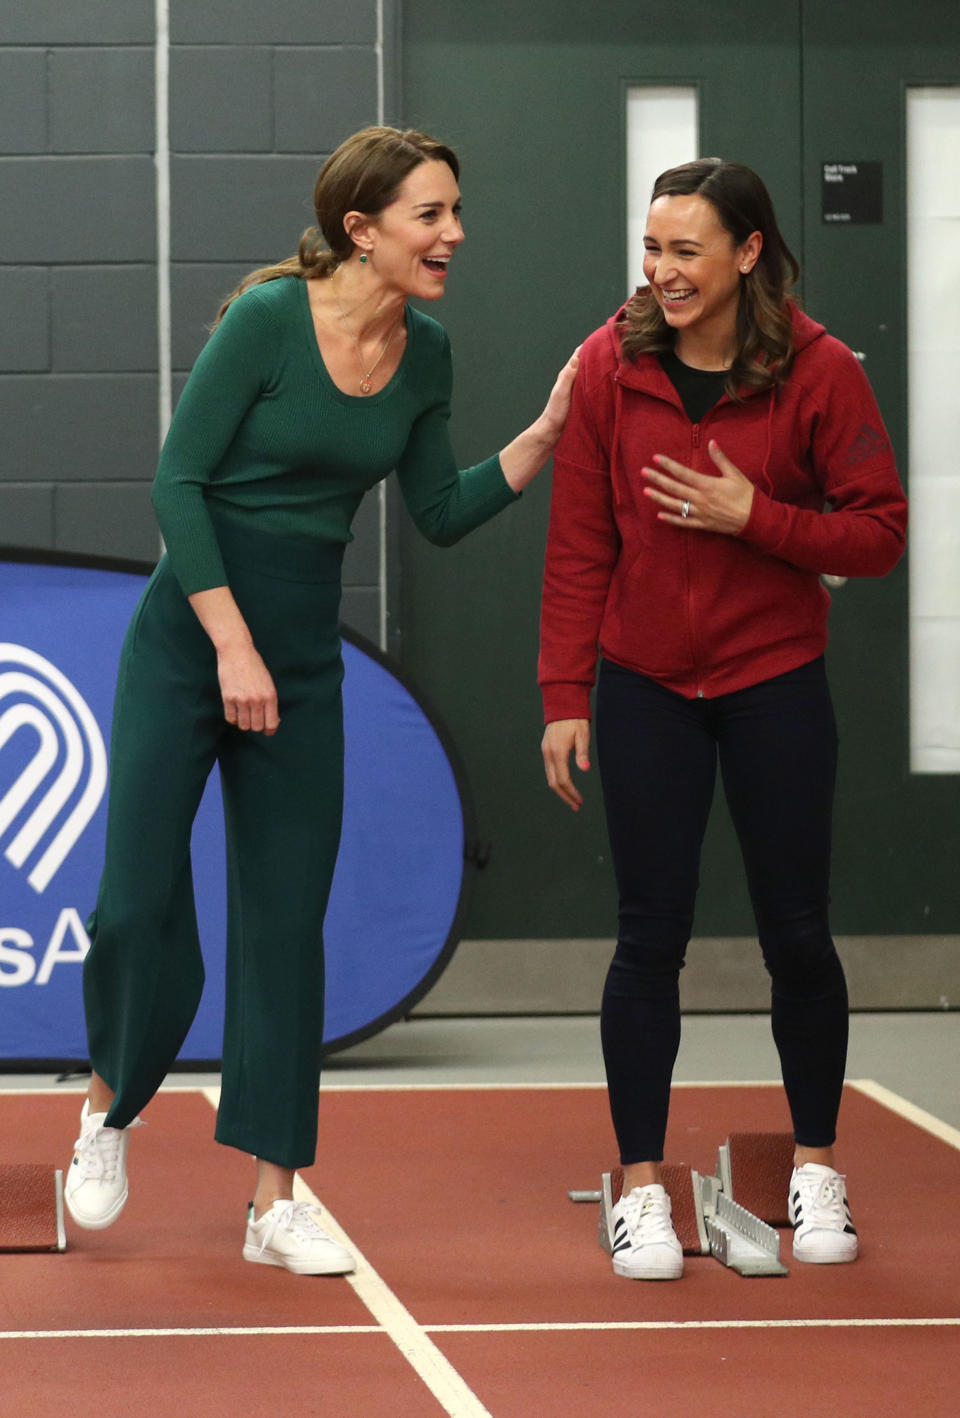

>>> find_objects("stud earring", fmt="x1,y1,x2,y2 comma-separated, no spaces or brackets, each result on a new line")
359,253,368,264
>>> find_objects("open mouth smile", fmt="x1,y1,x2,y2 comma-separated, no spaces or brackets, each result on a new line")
422,255,451,275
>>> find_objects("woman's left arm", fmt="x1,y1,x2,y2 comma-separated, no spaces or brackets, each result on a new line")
642,356,907,578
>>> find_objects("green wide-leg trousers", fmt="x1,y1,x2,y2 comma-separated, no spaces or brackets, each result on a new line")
83,518,345,1169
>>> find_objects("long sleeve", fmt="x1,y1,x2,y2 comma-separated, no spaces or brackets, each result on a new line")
538,361,619,723
151,292,280,594
739,349,907,577
394,329,518,546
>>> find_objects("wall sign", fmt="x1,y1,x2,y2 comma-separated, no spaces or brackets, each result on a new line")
0,555,468,1062
822,161,883,224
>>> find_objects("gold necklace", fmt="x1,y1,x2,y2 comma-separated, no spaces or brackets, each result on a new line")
332,270,402,394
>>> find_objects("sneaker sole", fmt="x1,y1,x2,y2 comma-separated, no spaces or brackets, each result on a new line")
612,1257,683,1281
242,1242,355,1276
64,1183,129,1231
793,1238,859,1265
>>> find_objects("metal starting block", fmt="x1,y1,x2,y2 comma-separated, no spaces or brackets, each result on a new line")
700,1180,787,1277
0,1164,67,1253
571,1130,794,1277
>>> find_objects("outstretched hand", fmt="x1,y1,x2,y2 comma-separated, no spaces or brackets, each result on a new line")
642,439,755,536
538,346,582,445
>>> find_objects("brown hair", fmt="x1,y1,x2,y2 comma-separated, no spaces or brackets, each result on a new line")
213,126,460,326
621,158,801,397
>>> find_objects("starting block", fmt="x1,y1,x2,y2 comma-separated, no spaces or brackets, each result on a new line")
571,1129,795,1278
600,1164,710,1257
0,1164,67,1253
717,1131,795,1227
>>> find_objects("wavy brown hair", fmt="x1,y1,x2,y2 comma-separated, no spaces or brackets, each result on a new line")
621,158,800,397
213,126,460,326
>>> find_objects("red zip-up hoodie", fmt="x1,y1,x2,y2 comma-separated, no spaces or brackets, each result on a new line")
539,303,907,721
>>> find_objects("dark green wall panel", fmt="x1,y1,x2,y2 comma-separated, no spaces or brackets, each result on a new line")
402,3,803,937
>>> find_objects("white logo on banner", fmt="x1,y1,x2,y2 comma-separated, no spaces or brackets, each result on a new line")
0,643,107,893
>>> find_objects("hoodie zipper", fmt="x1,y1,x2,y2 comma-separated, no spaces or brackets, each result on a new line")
688,423,705,697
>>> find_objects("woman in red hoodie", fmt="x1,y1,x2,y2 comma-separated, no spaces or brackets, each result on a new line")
539,159,906,1282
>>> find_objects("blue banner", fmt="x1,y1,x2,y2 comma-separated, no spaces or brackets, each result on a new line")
0,557,466,1060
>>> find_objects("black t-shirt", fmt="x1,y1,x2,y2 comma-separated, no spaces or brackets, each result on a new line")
659,349,727,425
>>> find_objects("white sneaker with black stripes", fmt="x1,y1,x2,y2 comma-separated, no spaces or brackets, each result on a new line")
789,1163,858,1264
610,1182,684,1280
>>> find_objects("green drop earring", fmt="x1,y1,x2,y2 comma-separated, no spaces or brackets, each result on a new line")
359,253,368,264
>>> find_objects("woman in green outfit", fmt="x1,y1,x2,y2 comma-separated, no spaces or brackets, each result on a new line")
64,126,578,1274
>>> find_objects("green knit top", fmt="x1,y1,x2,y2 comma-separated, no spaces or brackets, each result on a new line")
151,276,517,595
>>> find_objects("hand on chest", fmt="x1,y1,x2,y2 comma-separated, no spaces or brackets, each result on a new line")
617,395,816,503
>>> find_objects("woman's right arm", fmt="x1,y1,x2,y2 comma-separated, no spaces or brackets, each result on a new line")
151,292,278,597
153,292,283,732
188,587,280,735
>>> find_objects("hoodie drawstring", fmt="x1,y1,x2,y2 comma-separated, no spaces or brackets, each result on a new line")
611,378,625,508
759,385,777,495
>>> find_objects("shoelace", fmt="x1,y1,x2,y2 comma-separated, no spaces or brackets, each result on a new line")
252,1201,336,1258
621,1190,675,1245
799,1171,849,1228
72,1117,143,1183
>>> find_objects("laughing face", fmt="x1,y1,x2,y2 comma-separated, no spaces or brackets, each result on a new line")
642,193,761,361
364,158,464,301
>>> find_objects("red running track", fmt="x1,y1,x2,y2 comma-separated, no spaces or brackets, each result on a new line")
1,1081,958,1417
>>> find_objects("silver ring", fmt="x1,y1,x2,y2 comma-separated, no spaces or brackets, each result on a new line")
681,500,691,519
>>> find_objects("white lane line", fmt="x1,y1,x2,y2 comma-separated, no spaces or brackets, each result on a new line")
5,1317,957,1342
0,1327,381,1340
849,1079,960,1152
202,1089,493,1418
424,1318,960,1333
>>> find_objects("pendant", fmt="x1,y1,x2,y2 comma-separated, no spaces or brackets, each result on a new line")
359,378,372,393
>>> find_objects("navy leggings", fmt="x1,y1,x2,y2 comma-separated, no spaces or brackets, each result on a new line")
595,655,848,1164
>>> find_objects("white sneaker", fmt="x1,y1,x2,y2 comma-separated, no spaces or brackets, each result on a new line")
611,1183,684,1280
64,1099,143,1230
789,1163,858,1264
243,1200,355,1275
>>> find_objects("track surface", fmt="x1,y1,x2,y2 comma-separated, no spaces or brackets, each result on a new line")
2,1081,958,1416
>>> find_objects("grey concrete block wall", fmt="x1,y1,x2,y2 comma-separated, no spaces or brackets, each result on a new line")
0,4,154,47
274,48,380,151
169,155,322,261
0,0,400,641
49,49,155,153
169,48,274,152
170,3,377,46
51,267,158,373
0,49,47,153
0,269,49,371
